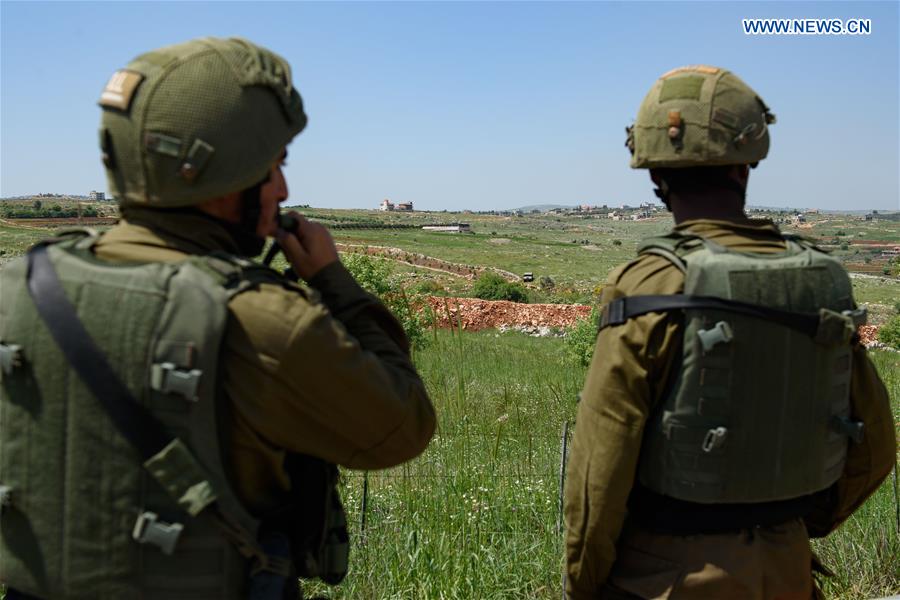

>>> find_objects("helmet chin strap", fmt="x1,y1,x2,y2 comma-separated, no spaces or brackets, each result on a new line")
653,179,672,211
231,180,266,257
181,175,269,258
227,168,279,257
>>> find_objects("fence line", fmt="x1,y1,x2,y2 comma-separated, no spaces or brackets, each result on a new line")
350,420,574,549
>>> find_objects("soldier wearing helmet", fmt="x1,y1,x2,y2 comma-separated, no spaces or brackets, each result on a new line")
563,66,896,599
0,38,435,599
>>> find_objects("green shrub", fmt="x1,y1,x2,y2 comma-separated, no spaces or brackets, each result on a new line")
471,272,528,303
565,307,599,366
411,279,444,296
877,315,900,349
342,252,431,350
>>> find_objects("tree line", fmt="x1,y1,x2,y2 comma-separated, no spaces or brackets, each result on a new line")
1,203,99,219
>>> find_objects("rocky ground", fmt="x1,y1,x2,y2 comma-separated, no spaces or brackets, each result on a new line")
423,296,893,350
425,296,591,332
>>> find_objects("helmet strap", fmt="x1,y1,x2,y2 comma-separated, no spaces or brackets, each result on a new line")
227,176,270,257
653,179,672,210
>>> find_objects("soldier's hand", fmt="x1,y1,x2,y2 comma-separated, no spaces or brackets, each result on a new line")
276,211,339,281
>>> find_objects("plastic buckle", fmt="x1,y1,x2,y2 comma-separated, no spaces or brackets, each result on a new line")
831,416,865,444
842,307,868,328
697,321,733,352
0,484,13,513
701,426,728,453
0,343,23,375
132,511,184,555
151,363,202,401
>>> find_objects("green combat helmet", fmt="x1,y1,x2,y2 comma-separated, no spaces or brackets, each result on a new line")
98,37,307,207
626,65,776,169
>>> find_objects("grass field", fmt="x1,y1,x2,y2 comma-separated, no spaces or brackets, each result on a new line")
3,210,898,303
298,208,900,305
1,211,898,598
300,331,899,599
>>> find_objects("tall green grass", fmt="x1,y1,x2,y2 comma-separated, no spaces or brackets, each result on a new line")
304,333,899,599
811,351,900,599
304,330,584,599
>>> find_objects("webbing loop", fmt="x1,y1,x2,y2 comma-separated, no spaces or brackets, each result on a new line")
0,343,23,375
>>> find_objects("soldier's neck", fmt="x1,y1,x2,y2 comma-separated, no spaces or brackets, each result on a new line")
670,192,747,225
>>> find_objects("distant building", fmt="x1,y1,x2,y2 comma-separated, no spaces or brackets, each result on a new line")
791,214,806,224
422,223,471,233
88,190,105,201
379,199,394,211
396,202,413,212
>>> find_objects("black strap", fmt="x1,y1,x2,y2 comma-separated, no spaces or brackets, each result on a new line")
627,483,818,535
600,294,821,338
26,243,173,460
26,244,293,585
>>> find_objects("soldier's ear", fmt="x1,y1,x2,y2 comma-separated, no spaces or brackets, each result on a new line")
196,192,243,223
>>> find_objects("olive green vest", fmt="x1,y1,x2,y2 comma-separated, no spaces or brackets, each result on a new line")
0,231,294,599
624,233,862,503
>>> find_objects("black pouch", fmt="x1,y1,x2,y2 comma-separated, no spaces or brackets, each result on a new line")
260,454,350,586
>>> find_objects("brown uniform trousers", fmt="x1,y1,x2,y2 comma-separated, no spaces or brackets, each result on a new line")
603,520,812,599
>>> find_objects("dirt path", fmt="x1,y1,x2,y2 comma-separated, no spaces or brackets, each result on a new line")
336,243,521,282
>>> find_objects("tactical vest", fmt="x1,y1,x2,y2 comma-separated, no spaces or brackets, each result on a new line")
600,232,865,504
0,231,342,599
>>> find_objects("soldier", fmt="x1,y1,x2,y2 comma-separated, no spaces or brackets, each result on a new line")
564,65,896,599
0,37,435,599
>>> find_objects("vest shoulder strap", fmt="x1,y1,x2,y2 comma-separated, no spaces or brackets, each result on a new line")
190,253,307,300
637,232,707,273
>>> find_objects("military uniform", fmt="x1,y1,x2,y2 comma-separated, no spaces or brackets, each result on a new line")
564,218,896,599
0,37,435,599
564,64,897,600
94,208,436,516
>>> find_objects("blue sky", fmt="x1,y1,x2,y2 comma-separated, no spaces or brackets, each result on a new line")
1,1,897,211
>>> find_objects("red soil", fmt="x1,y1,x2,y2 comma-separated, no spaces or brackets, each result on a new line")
425,296,591,331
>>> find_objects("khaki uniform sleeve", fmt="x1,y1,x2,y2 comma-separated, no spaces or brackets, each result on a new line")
804,345,897,537
564,256,683,599
223,262,435,475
